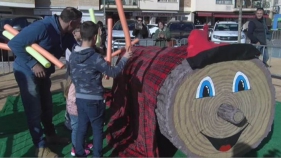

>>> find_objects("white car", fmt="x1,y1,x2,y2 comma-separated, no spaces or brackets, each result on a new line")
211,21,246,44
147,24,158,38
106,20,135,50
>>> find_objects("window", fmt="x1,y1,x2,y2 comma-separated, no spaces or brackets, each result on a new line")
113,20,135,30
216,0,232,5
158,0,177,2
214,24,238,31
168,22,194,32
25,17,41,25
0,18,13,31
12,18,28,29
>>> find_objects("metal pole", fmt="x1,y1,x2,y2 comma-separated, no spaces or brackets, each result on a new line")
103,0,106,24
238,0,243,43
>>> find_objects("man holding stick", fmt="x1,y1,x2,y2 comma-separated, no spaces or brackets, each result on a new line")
8,7,82,157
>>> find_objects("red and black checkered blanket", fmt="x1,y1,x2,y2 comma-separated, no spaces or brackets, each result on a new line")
106,45,188,157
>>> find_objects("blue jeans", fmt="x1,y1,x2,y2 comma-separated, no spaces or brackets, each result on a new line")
75,98,105,157
13,62,56,148
69,114,78,148
257,46,269,63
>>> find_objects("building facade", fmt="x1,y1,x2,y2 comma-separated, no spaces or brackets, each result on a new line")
0,0,276,26
182,0,275,25
0,0,190,25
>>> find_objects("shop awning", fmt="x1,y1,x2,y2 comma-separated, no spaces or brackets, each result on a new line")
213,14,269,18
197,12,212,17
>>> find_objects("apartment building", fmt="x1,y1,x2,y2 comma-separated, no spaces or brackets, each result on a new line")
0,0,277,26
0,0,105,22
183,0,275,25
100,0,188,24
0,0,191,25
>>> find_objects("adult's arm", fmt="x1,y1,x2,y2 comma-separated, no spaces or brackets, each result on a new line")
94,54,128,78
8,22,47,69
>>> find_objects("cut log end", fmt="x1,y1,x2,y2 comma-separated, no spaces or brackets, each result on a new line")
217,104,246,125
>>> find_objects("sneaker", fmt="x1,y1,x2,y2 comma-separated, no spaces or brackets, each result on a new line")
71,148,90,156
85,143,93,149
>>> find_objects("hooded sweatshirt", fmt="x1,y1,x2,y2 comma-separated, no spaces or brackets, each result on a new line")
8,15,77,75
69,46,128,100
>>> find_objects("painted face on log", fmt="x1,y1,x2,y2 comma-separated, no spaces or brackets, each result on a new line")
171,59,275,157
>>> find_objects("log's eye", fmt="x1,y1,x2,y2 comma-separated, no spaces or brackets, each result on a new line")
196,76,215,99
233,71,251,92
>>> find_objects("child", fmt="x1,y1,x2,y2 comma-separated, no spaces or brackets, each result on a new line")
65,77,94,156
69,21,132,157
64,25,93,156
64,26,82,131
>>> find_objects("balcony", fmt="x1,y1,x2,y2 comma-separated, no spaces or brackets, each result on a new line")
108,0,138,5
100,0,139,9
234,0,272,9
100,0,179,11
1,0,35,8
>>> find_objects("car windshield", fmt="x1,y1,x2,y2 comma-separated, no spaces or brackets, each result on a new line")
214,24,238,31
195,25,203,29
147,25,157,29
169,22,194,32
113,20,135,31
0,18,13,31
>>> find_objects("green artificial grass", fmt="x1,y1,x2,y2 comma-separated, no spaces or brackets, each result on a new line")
0,92,280,157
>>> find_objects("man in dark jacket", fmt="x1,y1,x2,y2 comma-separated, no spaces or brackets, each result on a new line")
247,8,270,67
8,7,82,157
132,17,149,39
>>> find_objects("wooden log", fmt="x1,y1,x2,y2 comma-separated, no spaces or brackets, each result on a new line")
156,59,275,157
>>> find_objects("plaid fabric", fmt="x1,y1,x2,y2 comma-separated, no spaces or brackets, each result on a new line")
106,45,188,157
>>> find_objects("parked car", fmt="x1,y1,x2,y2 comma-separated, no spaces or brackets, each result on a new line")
0,15,43,61
147,24,158,38
210,21,246,44
106,19,135,51
166,21,195,46
195,24,213,39
195,25,204,30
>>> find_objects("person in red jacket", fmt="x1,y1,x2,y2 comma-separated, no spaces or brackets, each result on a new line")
203,22,209,40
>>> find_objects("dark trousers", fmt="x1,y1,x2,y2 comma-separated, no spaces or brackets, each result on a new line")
13,62,56,148
75,98,105,157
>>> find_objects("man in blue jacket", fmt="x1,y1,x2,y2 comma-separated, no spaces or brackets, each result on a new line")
8,7,82,157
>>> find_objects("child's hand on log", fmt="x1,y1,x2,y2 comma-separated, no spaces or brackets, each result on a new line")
123,45,132,59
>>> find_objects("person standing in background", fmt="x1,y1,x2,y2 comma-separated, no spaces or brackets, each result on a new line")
153,21,171,47
97,21,107,53
132,17,149,39
247,8,270,67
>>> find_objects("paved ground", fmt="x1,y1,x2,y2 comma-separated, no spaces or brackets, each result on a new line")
0,58,280,111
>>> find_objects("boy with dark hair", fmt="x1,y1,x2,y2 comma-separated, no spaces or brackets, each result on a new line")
69,21,132,157
8,7,82,157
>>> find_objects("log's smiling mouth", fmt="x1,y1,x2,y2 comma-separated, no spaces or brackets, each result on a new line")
200,123,249,152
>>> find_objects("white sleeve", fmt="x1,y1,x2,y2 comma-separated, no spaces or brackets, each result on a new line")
65,48,71,61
